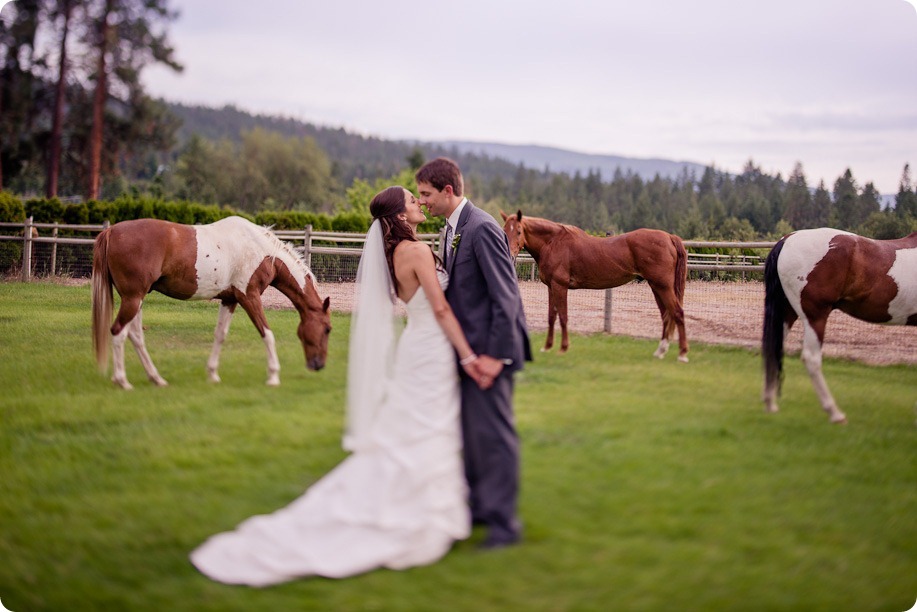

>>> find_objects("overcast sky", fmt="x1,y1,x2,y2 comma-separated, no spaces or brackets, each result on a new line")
141,0,917,195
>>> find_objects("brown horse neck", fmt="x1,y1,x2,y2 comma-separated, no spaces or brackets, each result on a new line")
271,261,322,313
523,219,577,256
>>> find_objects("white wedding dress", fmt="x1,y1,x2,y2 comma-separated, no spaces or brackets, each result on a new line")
190,276,470,586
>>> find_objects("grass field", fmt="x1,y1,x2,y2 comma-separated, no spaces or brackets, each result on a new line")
1,281,915,611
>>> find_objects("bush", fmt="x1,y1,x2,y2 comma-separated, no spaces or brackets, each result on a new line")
24,197,64,223
62,202,89,225
330,211,371,233
254,211,333,231
0,192,25,222
0,193,418,235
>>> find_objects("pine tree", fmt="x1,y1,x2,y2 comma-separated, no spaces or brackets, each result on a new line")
896,163,917,217
784,162,812,229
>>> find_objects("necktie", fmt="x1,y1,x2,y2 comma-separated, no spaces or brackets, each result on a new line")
444,223,454,266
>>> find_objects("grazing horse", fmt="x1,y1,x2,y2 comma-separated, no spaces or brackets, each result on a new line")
501,211,688,360
762,228,917,423
92,216,332,389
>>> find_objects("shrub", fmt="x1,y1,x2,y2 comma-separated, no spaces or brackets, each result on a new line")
330,211,371,233
0,192,25,222
24,197,64,223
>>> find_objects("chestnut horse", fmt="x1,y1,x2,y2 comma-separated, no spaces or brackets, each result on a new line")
762,228,917,423
92,216,332,389
501,211,688,360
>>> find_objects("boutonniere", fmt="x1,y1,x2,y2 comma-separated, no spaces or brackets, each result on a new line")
451,233,461,250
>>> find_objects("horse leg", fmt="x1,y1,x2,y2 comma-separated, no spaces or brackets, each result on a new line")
126,305,168,387
111,325,133,390
650,290,671,360
238,294,281,386
207,302,237,383
109,295,143,390
800,318,847,424
557,286,570,353
543,289,556,352
671,292,689,363
763,309,797,414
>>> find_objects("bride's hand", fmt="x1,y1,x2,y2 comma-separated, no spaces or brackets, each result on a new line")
461,358,493,390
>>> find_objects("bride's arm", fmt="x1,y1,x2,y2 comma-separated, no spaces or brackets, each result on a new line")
399,242,490,388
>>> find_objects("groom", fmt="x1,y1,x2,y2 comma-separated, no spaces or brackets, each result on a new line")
416,157,532,549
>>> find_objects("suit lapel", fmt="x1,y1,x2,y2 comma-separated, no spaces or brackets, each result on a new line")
447,202,474,276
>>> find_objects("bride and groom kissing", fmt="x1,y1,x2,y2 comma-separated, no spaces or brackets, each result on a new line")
190,157,533,586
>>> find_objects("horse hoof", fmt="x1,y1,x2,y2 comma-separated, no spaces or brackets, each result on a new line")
678,355,689,363
266,377,281,387
113,379,133,391
540,347,552,353
208,373,221,383
830,415,848,425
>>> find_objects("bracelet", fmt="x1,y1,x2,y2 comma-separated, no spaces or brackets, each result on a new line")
459,354,478,366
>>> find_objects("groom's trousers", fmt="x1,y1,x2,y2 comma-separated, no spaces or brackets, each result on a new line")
459,371,521,544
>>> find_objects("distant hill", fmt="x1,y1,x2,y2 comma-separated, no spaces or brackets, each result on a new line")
438,141,709,182
167,103,712,186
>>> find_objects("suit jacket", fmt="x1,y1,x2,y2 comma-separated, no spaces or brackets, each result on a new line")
444,202,532,372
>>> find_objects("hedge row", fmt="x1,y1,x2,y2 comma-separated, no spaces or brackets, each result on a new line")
0,193,444,234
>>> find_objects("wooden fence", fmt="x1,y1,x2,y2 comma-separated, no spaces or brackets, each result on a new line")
0,218,774,280
2,219,912,365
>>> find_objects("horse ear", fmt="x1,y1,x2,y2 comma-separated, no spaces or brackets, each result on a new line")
323,296,331,312
516,210,523,221
500,210,509,221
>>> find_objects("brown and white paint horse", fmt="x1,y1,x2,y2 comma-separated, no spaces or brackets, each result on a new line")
501,211,689,360
762,228,917,423
92,216,332,389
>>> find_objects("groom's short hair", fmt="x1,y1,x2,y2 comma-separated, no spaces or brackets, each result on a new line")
415,157,464,197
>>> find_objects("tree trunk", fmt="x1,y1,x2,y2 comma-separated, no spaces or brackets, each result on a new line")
0,71,4,191
47,0,73,198
87,0,113,201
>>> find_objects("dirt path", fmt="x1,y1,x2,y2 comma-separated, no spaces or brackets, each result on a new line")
264,280,914,366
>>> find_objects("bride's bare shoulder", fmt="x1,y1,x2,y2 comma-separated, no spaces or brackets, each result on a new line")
395,240,433,261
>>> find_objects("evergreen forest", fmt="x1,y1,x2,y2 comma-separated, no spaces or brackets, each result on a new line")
2,1,915,239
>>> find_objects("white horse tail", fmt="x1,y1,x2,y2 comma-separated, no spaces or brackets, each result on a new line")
92,228,113,372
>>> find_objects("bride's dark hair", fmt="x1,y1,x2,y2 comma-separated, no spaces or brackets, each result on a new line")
370,186,419,293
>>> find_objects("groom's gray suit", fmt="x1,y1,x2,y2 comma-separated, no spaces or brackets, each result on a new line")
444,201,532,545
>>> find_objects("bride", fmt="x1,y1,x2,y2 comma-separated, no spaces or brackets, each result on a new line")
190,186,488,586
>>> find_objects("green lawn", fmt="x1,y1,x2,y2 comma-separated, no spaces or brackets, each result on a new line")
1,281,915,611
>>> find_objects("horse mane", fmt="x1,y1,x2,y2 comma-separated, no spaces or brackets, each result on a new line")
258,224,317,286
524,215,589,238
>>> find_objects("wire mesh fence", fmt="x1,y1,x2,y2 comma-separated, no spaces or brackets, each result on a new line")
1,221,913,365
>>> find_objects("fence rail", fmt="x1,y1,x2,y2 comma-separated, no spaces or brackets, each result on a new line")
0,219,774,281
1,220,910,365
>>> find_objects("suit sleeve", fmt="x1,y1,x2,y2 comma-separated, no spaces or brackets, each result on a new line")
471,218,524,360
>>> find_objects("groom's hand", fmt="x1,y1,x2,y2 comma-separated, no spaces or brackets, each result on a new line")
475,355,505,389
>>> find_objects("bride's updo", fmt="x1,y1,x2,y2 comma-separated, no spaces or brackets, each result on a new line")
370,186,418,291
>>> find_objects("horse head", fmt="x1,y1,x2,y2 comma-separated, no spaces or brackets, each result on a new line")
500,210,526,259
297,277,332,371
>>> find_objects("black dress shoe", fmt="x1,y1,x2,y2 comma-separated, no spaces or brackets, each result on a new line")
478,536,520,550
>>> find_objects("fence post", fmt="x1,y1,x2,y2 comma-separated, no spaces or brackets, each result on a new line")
22,216,34,282
51,223,59,276
604,288,613,333
303,224,312,268
603,230,613,333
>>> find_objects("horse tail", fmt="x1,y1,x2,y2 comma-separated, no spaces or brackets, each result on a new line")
92,228,113,372
762,237,789,397
672,234,687,305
